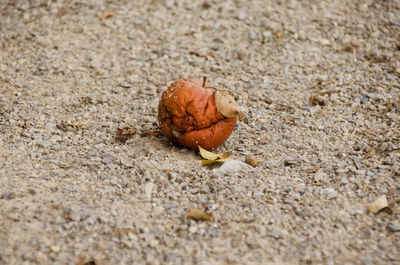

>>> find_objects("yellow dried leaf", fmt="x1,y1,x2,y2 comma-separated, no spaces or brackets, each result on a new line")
59,163,72,169
214,90,244,120
198,146,230,160
71,120,88,127
102,10,114,19
187,208,213,222
201,157,231,165
367,195,388,213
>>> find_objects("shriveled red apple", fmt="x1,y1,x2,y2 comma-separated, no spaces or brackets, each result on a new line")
158,77,244,151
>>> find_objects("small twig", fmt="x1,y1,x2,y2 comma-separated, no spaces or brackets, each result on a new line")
202,76,207,88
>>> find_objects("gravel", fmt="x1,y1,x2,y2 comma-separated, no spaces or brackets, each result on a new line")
0,0,399,264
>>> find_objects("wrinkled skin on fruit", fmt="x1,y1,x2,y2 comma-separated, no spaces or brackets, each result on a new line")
158,79,238,151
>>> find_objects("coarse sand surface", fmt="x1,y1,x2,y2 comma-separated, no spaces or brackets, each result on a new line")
0,1,399,264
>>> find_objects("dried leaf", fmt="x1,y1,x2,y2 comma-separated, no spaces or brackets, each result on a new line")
310,95,325,106
245,156,260,167
119,228,139,236
102,10,114,19
199,146,230,160
199,146,231,164
214,90,245,120
201,157,231,165
367,195,388,213
187,208,213,222
71,120,89,127
80,96,93,105
319,89,339,96
57,7,68,17
59,163,72,169
115,127,136,143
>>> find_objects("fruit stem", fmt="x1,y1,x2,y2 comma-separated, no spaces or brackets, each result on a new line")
202,76,207,88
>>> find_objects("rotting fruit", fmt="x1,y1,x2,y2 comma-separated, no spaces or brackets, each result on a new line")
158,77,244,151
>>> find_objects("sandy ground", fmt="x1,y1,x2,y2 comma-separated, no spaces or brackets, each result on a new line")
0,0,399,264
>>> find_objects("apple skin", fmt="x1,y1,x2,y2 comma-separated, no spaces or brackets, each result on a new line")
158,79,237,151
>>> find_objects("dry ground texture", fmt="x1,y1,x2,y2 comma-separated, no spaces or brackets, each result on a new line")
1,0,400,264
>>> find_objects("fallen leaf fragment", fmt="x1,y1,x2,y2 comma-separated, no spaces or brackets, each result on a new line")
119,228,139,236
187,208,213,222
367,195,388,213
199,146,231,164
214,90,245,120
201,157,230,165
59,163,72,169
199,146,230,160
71,120,89,127
310,95,325,106
245,156,260,167
115,127,136,143
102,10,114,19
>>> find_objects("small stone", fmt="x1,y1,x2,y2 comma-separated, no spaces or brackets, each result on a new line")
121,240,133,248
254,224,266,236
268,230,281,240
128,33,136,40
144,182,153,200
367,195,388,213
214,159,253,173
2,192,16,200
387,222,400,232
237,11,247,20
149,239,159,248
65,206,81,221
119,81,132,88
8,213,20,222
321,188,337,200
50,245,60,253
189,226,198,234
69,210,81,222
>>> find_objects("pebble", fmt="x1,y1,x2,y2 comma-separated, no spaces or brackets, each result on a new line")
50,245,61,253
149,239,159,248
189,226,198,234
214,159,253,173
144,182,154,200
321,188,338,200
128,33,136,40
66,206,81,222
119,81,133,88
2,192,16,200
386,222,400,232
